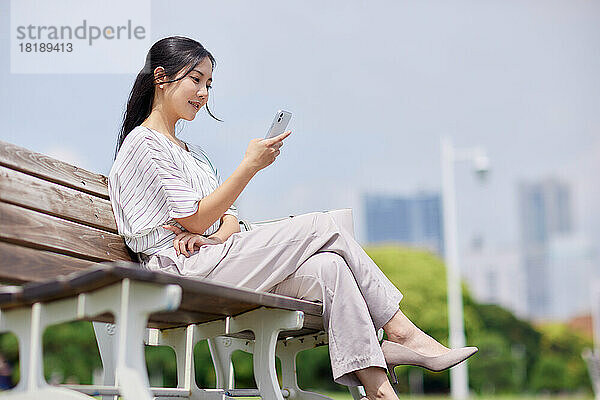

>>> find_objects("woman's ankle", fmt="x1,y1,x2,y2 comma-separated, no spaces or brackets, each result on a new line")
355,367,398,400
382,310,419,344
383,312,449,355
365,382,397,400
385,328,415,344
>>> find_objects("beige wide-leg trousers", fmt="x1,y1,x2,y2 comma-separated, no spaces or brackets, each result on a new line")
143,211,404,386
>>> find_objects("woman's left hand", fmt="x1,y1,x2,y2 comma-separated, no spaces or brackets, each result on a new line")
162,225,222,257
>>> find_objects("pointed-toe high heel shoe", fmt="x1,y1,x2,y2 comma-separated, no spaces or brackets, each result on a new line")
381,340,478,384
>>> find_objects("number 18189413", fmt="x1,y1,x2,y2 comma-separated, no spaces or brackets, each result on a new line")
19,42,73,52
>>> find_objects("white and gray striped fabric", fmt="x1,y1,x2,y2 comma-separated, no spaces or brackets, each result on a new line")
108,126,238,257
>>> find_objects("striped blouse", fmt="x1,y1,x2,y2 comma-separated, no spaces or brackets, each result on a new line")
108,126,239,257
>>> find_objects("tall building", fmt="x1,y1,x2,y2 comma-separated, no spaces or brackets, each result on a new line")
363,192,443,254
547,234,597,320
462,239,526,318
518,178,573,319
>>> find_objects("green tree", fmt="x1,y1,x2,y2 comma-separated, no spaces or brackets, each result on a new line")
467,332,517,393
470,304,541,392
41,321,102,384
530,323,592,393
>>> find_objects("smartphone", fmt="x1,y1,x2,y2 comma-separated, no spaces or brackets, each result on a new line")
265,110,292,139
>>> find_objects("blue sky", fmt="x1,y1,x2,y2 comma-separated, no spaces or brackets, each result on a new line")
1,0,599,248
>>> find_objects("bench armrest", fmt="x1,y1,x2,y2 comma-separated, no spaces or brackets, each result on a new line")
239,216,295,232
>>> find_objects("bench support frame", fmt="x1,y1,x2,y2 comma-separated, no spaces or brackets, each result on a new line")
0,279,182,400
1,279,356,400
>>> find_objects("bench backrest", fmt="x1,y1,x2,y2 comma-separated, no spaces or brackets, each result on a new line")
0,140,326,333
0,140,135,284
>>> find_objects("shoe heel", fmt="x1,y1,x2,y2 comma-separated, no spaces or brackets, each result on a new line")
388,364,398,384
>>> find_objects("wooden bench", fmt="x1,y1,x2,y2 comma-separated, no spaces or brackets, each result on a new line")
0,140,367,400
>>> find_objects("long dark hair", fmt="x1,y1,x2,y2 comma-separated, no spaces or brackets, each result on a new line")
115,36,221,159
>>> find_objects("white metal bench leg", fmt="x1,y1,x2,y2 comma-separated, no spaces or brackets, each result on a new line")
153,319,236,400
191,319,235,400
208,336,235,390
228,308,304,400
153,325,200,400
276,332,334,400
155,326,192,391
208,336,255,390
93,322,117,400
111,280,182,400
0,302,95,399
0,308,32,394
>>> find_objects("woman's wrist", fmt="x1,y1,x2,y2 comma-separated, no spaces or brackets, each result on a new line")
239,158,260,176
207,235,224,244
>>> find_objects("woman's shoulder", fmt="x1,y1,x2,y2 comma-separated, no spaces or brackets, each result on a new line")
116,127,169,159
123,126,161,148
110,127,164,177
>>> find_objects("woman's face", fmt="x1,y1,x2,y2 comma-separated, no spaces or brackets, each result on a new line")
160,57,213,122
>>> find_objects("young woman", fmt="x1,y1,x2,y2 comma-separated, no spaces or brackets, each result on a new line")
108,36,477,400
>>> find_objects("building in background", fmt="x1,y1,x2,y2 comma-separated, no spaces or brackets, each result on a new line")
462,238,526,318
363,181,596,321
547,234,597,320
363,192,443,255
518,178,574,319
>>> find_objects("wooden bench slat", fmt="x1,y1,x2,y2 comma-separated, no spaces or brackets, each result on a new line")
0,241,101,284
0,140,108,199
176,291,322,318
3,262,323,318
0,166,117,233
0,202,130,262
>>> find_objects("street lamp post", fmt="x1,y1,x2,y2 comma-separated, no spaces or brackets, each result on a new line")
441,137,489,400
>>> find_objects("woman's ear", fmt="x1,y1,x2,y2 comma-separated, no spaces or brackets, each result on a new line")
154,66,166,89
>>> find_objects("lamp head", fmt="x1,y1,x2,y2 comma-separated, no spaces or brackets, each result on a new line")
472,152,490,181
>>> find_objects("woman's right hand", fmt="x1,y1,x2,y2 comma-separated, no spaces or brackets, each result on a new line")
162,225,222,257
242,130,291,173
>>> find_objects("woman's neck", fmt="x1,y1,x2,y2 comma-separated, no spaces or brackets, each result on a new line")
141,110,179,143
